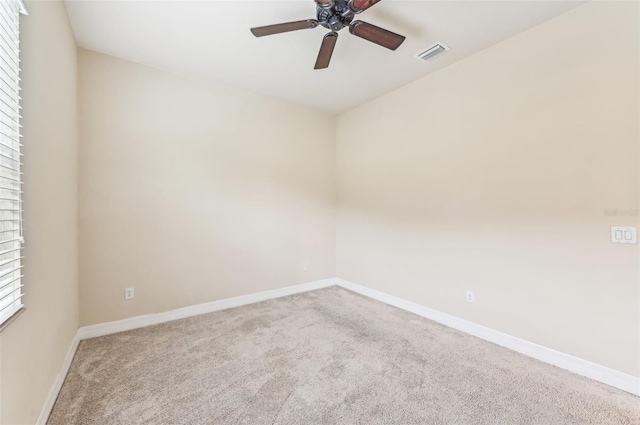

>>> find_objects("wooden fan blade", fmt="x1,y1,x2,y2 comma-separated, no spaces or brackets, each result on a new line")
349,0,382,13
349,20,405,50
314,32,338,70
251,19,318,37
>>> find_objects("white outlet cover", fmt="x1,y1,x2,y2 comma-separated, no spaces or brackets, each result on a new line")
125,287,135,300
611,227,637,244
465,290,475,303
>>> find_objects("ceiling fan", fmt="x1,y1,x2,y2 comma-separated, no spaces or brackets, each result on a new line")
250,0,406,70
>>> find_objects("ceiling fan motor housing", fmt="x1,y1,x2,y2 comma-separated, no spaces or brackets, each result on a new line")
317,0,355,32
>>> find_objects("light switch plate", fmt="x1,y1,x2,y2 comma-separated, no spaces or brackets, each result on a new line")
611,227,636,244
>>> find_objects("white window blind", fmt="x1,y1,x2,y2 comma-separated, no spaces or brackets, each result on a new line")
0,0,26,327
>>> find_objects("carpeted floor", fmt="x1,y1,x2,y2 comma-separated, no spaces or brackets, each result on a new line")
48,286,639,425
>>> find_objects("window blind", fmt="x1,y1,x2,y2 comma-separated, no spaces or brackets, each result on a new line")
0,0,26,327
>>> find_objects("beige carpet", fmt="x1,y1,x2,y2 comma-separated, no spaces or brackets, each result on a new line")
48,286,639,425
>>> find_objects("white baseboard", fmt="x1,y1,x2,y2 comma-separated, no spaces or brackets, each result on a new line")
38,276,638,424
77,278,337,340
336,278,640,396
36,332,80,425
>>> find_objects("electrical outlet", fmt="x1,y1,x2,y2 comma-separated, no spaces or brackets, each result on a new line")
303,262,309,271
125,287,135,300
465,290,475,303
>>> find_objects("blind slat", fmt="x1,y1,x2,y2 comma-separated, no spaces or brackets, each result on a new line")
0,256,21,268
0,162,21,173
0,274,22,292
0,281,21,297
0,246,20,256
0,287,23,307
0,265,23,280
0,293,24,313
0,150,20,162
0,175,20,183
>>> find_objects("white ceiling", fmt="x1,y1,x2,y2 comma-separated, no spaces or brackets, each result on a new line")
65,0,584,114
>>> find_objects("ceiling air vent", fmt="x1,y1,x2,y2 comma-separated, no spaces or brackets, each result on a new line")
416,43,449,62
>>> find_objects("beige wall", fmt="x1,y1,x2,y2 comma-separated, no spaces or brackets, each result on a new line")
0,1,79,424
336,1,640,376
78,49,336,326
